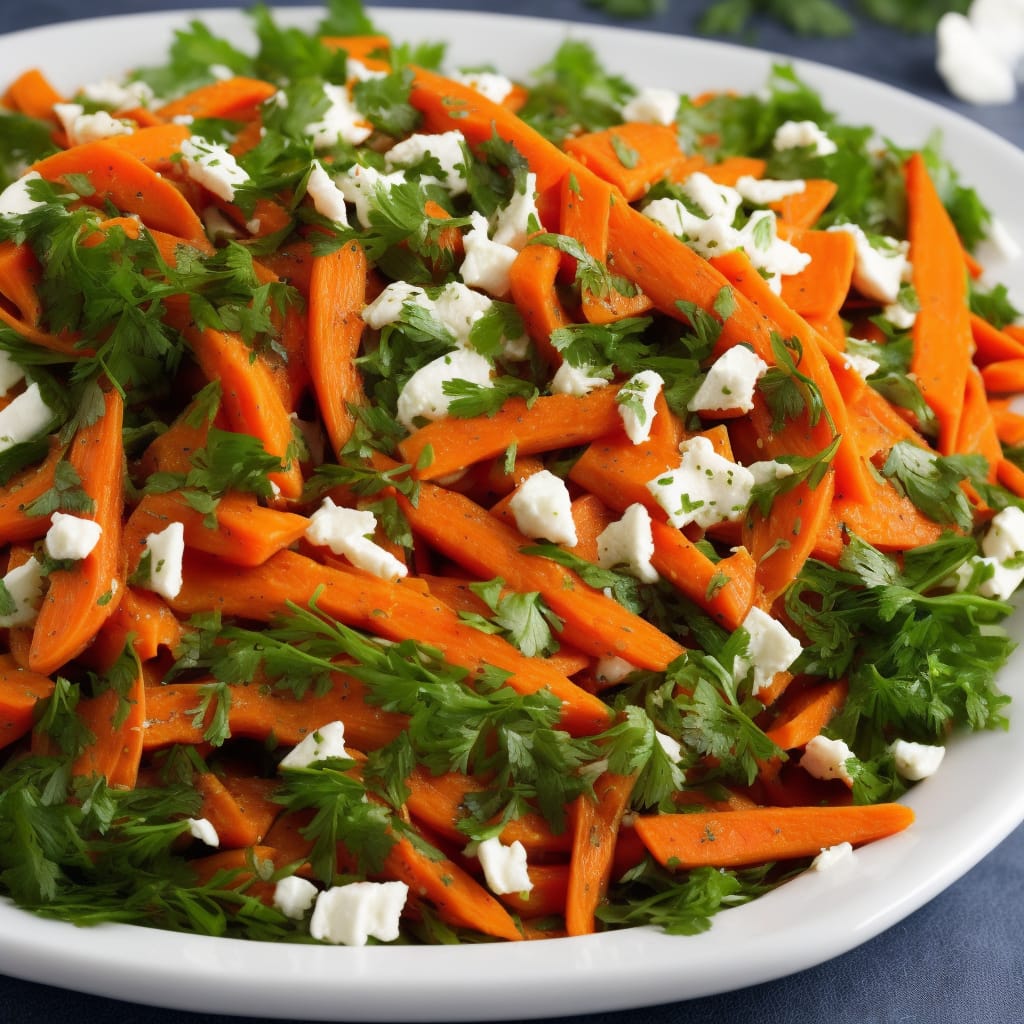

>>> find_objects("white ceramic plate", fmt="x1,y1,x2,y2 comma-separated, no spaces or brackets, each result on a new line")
2,8,1024,1021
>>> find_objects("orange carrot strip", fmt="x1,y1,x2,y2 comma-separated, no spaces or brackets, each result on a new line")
990,399,1024,447
507,243,571,368
635,803,914,868
29,388,125,676
157,76,277,121
86,586,183,670
4,68,63,120
194,772,267,849
0,654,55,750
770,179,838,229
765,679,849,751
497,864,570,919
997,457,1024,499
399,388,623,483
0,300,83,355
980,358,1024,395
703,156,765,186
165,549,613,736
0,241,43,325
0,440,61,545
565,771,635,936
955,367,1001,478
568,493,617,564
308,240,368,459
779,228,856,322
563,123,689,201
970,313,1024,366
103,123,191,171
31,142,210,251
72,669,145,789
321,34,392,60
905,151,973,454
397,482,685,670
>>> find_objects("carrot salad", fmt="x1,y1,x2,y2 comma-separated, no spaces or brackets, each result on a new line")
0,2,1022,945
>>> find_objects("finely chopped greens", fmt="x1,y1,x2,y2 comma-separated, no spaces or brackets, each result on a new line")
0,1,1022,946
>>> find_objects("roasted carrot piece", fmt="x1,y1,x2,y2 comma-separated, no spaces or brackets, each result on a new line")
4,68,63,120
0,241,43,325
164,549,613,736
497,864,570,919
103,123,191,171
765,679,849,751
703,156,765,186
399,388,623,482
29,388,126,677
565,771,636,936
507,242,571,368
770,179,838,229
194,771,268,849
635,803,914,868
0,654,54,750
31,141,211,251
86,586,183,670
955,367,1001,478
0,440,62,545
321,34,392,60
72,668,145,789
157,76,277,121
308,240,368,458
779,228,856,322
970,313,1024,366
905,151,973,455
568,493,617,564
981,358,1024,395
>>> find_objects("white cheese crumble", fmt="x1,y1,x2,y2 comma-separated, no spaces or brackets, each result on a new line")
278,720,349,769
734,605,802,696
594,655,637,684
888,738,946,781
44,512,103,562
646,435,755,530
491,171,539,249
460,211,519,296
550,362,608,397
0,556,45,628
395,348,493,430
800,734,855,785
0,382,54,453
305,160,349,226
179,137,249,202
596,503,658,584
385,129,468,195
186,817,220,848
735,175,806,206
957,505,1024,600
828,223,910,305
273,875,319,919
810,842,855,872
0,172,46,219
79,77,155,110
772,119,838,157
305,82,372,147
843,351,882,380
475,836,533,895
508,469,577,546
310,881,408,946
55,104,133,146
143,521,186,600
305,498,407,580
451,70,514,105
337,164,407,228
688,345,768,414
621,86,679,126
655,730,683,764
617,370,663,445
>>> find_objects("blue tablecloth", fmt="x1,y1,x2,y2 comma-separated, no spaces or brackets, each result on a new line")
1,2,1022,1022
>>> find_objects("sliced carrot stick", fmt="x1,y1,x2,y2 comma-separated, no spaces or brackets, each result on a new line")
308,240,368,458
0,440,62,545
0,301,83,355
703,156,765,186
565,771,635,936
997,457,1024,499
970,313,1024,366
507,242,571,368
955,367,1001,478
0,241,43,325
157,76,277,121
86,586,183,670
399,388,623,483
990,399,1024,446
568,493,617,564
765,679,849,751
321,34,392,60
164,549,613,736
0,654,55,750
779,228,856,322
981,358,1024,395
4,68,63,120
568,435,681,520
905,151,973,455
31,141,210,251
72,668,145,789
497,863,570,919
29,388,126,677
103,122,191,171
634,803,914,868
770,179,837,229
194,771,267,849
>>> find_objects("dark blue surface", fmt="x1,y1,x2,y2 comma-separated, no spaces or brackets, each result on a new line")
1,2,1023,1022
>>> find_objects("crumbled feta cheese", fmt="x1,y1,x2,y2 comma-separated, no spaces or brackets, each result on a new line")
828,223,910,305
273,875,318,919
53,102,85,139
385,130,468,196
44,512,103,562
305,498,408,580
734,605,802,696
59,108,133,146
747,459,795,488
310,881,408,945
811,842,855,872
432,282,492,347
772,119,838,157
338,163,406,228
451,70,514,105
208,63,235,82
881,301,917,331
682,172,743,221
186,817,220,847
621,86,679,125
735,175,806,206
888,738,946,781
617,370,663,445
843,351,882,379
936,11,1017,105
143,521,186,600
201,206,240,242
0,351,26,396
346,59,388,83
964,505,1024,600
362,280,428,330
491,171,539,249
976,216,1023,265
180,137,249,202
596,503,658,584
305,82,372,148
655,730,683,763
475,836,533,895
396,348,493,430
278,720,348,769
688,345,768,414
550,362,608,396
508,469,577,546
800,734,855,785
0,556,45,628
80,77,155,110
0,382,54,453
0,172,46,218
646,435,755,530
594,656,637,684
305,160,349,226
460,212,518,296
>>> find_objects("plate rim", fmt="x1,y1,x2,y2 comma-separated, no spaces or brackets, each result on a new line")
1,7,1023,1021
